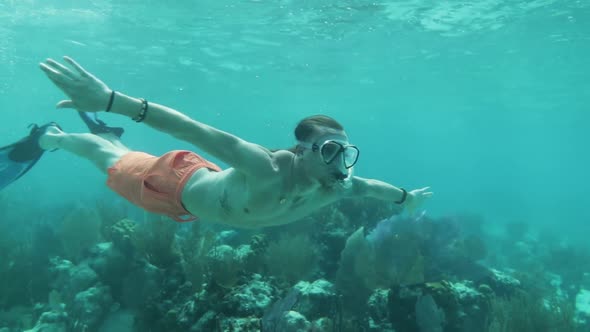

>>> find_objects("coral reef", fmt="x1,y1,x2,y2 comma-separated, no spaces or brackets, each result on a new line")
0,195,588,332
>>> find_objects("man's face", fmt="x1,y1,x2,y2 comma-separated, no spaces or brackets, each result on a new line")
301,129,359,181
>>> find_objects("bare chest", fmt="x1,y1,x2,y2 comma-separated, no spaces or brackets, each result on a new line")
183,168,340,227
222,177,335,225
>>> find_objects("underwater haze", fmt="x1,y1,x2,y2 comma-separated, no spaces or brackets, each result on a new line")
2,0,589,235
1,0,590,331
1,0,589,232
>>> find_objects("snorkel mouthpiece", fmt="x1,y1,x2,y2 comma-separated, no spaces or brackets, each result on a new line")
333,164,353,181
334,172,348,180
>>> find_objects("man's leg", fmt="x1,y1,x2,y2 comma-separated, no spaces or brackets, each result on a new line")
39,126,129,174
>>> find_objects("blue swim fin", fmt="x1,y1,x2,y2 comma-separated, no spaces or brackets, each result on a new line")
0,122,61,191
78,112,124,138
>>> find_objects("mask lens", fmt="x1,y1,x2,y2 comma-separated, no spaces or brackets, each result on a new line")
320,140,359,168
343,146,359,168
321,141,342,163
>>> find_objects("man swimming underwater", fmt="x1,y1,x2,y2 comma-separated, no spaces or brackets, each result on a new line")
34,56,432,228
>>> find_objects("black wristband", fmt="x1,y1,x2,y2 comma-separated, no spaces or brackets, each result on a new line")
105,90,115,112
395,188,407,204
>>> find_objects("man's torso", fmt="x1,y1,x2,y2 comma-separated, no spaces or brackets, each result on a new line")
181,151,345,228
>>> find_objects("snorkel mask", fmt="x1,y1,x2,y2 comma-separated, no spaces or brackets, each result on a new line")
298,134,360,180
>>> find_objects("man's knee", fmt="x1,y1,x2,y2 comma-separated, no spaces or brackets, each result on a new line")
93,147,128,173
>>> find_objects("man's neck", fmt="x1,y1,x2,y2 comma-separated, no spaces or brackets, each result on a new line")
292,156,320,192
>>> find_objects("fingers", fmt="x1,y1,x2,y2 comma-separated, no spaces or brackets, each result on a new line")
39,62,71,86
416,186,433,197
63,56,90,77
45,59,77,80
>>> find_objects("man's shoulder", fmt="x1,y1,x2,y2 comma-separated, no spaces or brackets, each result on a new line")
271,149,295,159
266,149,294,167
241,148,293,180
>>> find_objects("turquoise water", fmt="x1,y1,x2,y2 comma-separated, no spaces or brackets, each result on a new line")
1,0,588,237
1,1,590,331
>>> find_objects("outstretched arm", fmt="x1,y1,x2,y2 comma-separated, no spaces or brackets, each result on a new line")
108,92,276,176
39,56,277,177
349,176,433,214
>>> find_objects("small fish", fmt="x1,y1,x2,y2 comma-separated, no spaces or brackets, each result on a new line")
65,39,87,47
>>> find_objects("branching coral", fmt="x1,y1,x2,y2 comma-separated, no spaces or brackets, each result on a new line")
132,213,180,268
264,234,318,286
486,291,576,332
179,222,217,291
59,205,102,262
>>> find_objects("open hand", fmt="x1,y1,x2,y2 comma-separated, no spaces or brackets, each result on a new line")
405,186,434,216
39,56,111,112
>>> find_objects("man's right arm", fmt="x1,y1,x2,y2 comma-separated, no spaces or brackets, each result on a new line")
39,56,277,178
111,92,278,177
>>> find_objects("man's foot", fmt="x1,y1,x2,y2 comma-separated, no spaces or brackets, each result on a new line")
7,122,63,162
79,112,124,138
37,123,64,151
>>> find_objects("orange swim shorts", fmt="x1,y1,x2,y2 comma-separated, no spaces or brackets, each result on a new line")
106,150,222,222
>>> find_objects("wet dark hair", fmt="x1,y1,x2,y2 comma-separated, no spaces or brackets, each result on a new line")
285,115,344,153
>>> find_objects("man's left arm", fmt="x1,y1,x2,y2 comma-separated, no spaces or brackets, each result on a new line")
348,176,433,211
